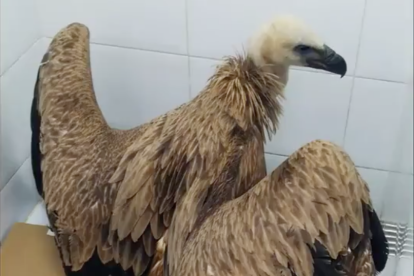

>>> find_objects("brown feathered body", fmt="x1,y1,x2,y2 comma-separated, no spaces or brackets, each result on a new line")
173,140,388,275
34,22,285,276
34,20,387,276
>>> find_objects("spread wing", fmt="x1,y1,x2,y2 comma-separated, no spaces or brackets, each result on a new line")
37,23,147,272
38,23,112,268
177,140,389,276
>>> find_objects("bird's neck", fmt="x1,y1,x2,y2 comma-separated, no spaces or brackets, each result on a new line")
254,58,290,87
269,63,290,86
205,55,285,140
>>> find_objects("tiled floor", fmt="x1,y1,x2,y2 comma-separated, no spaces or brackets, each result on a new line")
26,201,49,226
396,257,414,276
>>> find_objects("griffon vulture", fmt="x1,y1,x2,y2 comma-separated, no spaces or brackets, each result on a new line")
30,14,363,276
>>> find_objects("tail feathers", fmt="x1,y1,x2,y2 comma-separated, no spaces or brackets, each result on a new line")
148,261,164,276
48,211,136,276
163,246,169,276
313,259,343,276
310,241,346,276
62,252,135,276
147,237,167,276
369,209,389,272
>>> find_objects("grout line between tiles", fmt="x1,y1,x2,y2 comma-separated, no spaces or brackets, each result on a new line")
24,200,43,222
184,0,192,100
352,0,370,77
341,77,356,149
392,260,399,276
341,0,370,149
1,155,31,193
264,152,288,157
265,152,413,175
0,37,42,77
44,36,406,85
45,36,194,58
348,75,403,84
356,165,413,175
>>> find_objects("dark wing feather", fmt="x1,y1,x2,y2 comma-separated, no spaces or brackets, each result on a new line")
368,209,388,272
30,59,44,198
175,140,387,276
312,240,346,276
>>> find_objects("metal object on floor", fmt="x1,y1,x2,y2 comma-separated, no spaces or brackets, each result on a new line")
382,221,413,259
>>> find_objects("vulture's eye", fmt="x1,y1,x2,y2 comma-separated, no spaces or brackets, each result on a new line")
294,45,312,53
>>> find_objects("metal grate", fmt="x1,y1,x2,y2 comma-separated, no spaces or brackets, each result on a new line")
382,221,413,258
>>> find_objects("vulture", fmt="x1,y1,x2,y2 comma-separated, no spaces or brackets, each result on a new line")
30,14,386,276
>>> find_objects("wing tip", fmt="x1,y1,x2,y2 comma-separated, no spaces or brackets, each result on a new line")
47,22,91,54
369,209,389,272
59,22,90,38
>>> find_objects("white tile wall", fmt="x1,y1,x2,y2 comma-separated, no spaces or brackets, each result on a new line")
190,63,354,156
1,0,412,265
265,71,353,156
356,0,413,82
381,256,398,276
40,35,191,130
185,2,413,243
37,0,188,55
396,257,414,276
187,0,365,74
0,0,42,241
0,39,47,240
265,153,287,174
358,167,389,214
344,78,406,171
88,42,190,128
26,201,49,226
189,57,219,98
381,173,413,224
0,158,40,241
1,39,49,188
0,0,40,75
390,81,413,175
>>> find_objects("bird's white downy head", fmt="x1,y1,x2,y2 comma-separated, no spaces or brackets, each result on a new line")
248,14,347,77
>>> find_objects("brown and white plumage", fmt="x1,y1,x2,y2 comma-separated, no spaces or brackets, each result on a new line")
34,23,276,275
35,23,159,275
33,15,351,276
174,140,388,275
108,53,280,275
147,236,167,276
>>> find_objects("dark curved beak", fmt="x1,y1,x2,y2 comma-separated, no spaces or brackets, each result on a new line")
306,45,347,78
